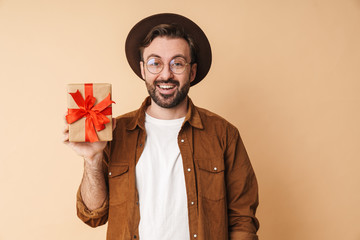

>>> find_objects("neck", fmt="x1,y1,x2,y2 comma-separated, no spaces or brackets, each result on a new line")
146,97,188,120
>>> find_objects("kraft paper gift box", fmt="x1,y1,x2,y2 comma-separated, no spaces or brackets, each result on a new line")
66,83,115,142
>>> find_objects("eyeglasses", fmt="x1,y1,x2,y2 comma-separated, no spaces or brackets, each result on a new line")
144,57,190,75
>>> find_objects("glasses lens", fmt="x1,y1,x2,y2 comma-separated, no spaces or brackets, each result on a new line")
170,57,187,74
146,57,163,74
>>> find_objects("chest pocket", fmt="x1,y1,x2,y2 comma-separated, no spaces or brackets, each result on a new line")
108,164,129,205
196,158,226,201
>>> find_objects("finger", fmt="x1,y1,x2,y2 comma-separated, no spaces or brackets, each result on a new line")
63,124,69,134
63,132,69,143
64,111,69,124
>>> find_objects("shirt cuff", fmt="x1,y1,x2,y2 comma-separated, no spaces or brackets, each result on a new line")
230,231,259,240
76,187,109,227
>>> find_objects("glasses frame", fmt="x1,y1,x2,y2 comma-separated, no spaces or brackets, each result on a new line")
143,56,191,75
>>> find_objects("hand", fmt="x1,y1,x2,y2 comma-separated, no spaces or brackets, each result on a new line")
63,117,116,162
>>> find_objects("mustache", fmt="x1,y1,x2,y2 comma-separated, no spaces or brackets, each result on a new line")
154,79,179,86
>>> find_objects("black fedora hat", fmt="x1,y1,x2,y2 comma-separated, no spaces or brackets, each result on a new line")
125,13,212,86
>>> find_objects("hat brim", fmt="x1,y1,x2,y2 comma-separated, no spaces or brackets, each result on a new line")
125,13,212,86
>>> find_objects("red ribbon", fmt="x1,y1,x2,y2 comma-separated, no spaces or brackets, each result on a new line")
66,84,115,142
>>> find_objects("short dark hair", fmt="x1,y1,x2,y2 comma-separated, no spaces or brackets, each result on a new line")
139,23,198,64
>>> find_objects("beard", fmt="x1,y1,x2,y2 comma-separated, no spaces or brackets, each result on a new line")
146,78,191,108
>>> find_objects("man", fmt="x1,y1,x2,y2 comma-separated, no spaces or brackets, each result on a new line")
64,13,259,240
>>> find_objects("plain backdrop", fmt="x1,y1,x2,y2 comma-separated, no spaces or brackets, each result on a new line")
1,0,359,239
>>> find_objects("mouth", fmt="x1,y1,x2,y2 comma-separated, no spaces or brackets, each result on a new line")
155,80,179,95
158,84,176,90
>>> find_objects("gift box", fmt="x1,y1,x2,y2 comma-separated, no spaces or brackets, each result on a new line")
66,83,115,142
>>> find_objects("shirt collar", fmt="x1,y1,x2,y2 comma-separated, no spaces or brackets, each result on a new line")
126,96,204,130
184,97,204,129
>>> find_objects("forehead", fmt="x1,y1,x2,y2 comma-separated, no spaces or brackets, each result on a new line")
142,36,191,60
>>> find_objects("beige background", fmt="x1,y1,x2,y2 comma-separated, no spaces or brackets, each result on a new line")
1,0,359,239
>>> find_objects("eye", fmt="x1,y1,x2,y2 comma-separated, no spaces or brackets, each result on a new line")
146,57,164,74
171,58,186,68
147,58,162,67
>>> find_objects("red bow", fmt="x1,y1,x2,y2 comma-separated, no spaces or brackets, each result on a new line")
66,84,115,142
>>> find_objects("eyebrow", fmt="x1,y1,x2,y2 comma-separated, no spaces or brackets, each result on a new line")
145,54,188,61
145,54,161,60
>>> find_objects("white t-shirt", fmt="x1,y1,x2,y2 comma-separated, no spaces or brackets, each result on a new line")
135,113,190,240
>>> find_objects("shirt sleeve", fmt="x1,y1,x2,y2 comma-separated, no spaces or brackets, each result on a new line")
229,231,259,240
76,186,109,227
225,128,260,239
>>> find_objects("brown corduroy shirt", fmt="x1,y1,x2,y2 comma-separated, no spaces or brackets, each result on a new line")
77,97,259,240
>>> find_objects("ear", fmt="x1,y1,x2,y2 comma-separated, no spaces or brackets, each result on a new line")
189,63,197,83
140,61,145,79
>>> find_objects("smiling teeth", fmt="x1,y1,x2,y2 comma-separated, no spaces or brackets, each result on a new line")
159,85,174,89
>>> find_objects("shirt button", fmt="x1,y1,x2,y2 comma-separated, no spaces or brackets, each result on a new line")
108,172,112,176
191,201,195,205
213,167,217,171
187,168,191,172
180,139,185,143
193,234,197,238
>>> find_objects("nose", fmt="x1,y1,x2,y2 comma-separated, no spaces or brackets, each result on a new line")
158,63,174,80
